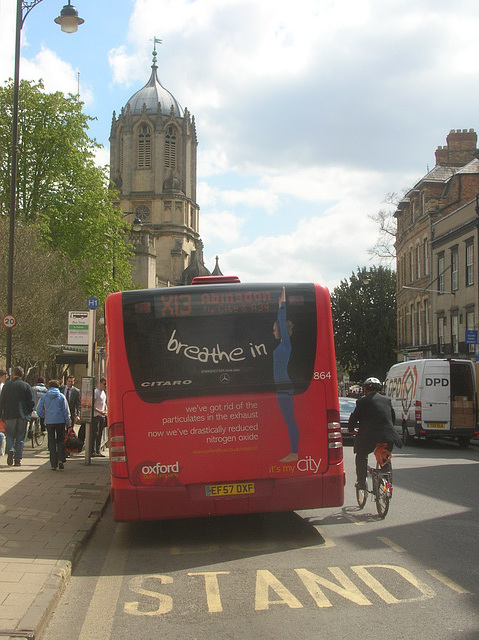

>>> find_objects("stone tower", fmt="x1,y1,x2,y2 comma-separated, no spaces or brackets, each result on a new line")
109,42,209,287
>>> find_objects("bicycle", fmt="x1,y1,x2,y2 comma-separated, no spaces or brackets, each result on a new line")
355,444,393,518
27,411,45,448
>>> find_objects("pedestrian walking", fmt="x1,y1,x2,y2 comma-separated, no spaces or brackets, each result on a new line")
0,368,6,394
36,380,71,471
30,376,48,434
0,366,35,467
60,375,81,427
91,377,107,457
60,374,81,458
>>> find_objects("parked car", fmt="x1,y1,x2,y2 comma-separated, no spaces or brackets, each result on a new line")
339,396,357,442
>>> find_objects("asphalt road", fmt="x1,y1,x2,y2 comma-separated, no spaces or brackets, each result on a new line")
42,440,479,640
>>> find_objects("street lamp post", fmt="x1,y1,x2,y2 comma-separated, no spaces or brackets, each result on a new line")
5,0,84,373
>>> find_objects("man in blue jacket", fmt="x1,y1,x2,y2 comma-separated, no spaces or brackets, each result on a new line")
37,380,71,470
0,366,35,467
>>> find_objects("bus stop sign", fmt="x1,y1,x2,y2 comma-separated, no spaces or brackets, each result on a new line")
87,297,99,310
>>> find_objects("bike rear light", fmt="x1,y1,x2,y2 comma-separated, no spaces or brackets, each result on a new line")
327,409,343,464
109,422,128,478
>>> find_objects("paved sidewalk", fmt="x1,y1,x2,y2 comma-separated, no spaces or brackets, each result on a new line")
0,441,110,640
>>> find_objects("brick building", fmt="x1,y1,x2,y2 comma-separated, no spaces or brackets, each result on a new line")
395,129,479,360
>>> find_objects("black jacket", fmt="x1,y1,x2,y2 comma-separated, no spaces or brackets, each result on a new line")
348,392,401,446
60,385,81,422
0,377,35,420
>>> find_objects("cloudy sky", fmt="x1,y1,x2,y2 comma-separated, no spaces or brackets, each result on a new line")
1,0,478,291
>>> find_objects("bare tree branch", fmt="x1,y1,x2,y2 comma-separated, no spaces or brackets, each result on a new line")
368,193,400,263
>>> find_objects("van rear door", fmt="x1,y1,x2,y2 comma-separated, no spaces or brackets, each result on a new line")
421,361,450,432
450,361,476,433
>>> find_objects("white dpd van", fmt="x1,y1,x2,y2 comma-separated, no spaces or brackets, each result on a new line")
384,358,478,447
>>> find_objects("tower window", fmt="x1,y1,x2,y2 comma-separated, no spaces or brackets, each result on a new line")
138,124,151,168
165,125,176,168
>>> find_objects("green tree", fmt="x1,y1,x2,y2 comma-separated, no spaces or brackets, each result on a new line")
0,79,133,300
331,266,397,382
0,218,85,373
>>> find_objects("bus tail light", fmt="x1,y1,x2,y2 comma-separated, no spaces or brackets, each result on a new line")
109,422,128,478
327,410,343,464
415,400,422,423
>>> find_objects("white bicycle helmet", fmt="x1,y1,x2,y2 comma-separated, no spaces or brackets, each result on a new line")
364,377,382,392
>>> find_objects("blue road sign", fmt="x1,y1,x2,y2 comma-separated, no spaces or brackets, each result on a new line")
465,330,477,344
86,297,100,310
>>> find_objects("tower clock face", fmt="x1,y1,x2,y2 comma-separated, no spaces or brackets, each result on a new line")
135,205,150,221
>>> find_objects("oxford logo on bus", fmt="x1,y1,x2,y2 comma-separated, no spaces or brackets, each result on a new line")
142,461,180,476
141,380,193,387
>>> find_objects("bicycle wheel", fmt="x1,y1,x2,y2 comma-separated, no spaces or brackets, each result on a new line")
34,419,45,447
27,421,35,448
376,478,390,518
356,482,368,509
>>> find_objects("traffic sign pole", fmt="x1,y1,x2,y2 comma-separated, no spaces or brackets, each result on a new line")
84,302,98,466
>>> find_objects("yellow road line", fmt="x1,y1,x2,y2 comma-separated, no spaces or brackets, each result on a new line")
426,569,470,594
377,536,406,552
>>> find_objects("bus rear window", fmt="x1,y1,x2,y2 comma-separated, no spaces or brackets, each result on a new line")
122,283,317,402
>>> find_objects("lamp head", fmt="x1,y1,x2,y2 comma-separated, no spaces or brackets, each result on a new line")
54,2,84,33
131,217,142,232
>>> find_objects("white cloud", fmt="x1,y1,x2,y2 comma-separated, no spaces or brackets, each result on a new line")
0,1,15,82
197,147,231,177
200,210,245,245
93,146,110,168
108,45,145,88
22,48,92,103
205,203,378,291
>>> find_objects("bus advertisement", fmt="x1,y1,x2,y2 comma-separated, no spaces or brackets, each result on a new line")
105,281,344,521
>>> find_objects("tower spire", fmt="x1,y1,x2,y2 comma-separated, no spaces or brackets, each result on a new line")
151,36,162,67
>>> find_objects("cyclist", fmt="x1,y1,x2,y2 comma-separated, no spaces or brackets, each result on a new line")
30,376,48,435
348,377,402,489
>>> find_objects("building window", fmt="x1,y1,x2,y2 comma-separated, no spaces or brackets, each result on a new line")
424,299,430,344
417,302,422,345
466,242,474,286
424,238,429,275
416,244,421,280
135,204,150,221
438,317,444,353
410,303,415,345
165,125,177,168
138,124,151,168
451,314,458,353
466,310,475,353
451,248,458,291
438,254,445,293
409,248,414,283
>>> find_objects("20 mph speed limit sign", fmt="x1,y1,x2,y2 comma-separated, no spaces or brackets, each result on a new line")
2,314,17,328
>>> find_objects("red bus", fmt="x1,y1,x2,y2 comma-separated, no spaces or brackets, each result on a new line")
105,280,344,521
